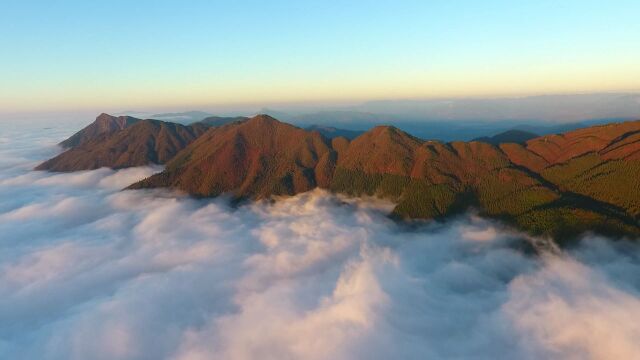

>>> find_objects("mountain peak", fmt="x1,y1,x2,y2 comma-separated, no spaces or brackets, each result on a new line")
37,119,207,171
370,124,397,132
59,113,142,148
96,112,113,119
366,125,421,141
237,114,301,135
130,115,332,198
247,114,282,125
337,124,423,176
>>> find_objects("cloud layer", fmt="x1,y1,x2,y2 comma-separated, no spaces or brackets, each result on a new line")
1,121,640,360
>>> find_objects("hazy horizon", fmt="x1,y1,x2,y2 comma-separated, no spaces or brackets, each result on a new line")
3,91,640,124
2,1,639,113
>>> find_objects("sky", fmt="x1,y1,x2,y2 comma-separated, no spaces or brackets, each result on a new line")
1,0,639,113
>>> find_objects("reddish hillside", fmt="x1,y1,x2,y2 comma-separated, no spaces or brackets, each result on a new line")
36,120,207,171
502,120,640,170
337,125,423,176
129,115,334,198
59,113,141,148
39,114,640,241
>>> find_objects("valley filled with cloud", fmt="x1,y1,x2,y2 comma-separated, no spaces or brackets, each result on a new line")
1,121,640,360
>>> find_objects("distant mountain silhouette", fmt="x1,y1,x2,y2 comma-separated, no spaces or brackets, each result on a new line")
196,116,249,127
473,129,539,145
305,125,363,139
150,111,213,123
357,93,640,122
291,111,381,125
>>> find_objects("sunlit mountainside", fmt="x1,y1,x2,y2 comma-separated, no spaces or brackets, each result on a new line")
36,113,640,242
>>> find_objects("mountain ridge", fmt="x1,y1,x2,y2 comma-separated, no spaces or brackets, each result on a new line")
59,113,141,148
37,119,208,171
37,113,640,242
129,115,334,198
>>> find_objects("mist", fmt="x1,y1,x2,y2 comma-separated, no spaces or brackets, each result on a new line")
1,121,640,359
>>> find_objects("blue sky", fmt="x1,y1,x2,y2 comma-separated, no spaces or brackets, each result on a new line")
1,0,639,112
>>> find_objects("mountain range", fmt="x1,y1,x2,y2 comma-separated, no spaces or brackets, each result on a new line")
37,113,640,243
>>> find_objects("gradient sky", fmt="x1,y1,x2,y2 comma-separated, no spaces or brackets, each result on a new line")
1,0,639,112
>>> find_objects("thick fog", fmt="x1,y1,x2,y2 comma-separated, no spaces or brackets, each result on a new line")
1,120,639,360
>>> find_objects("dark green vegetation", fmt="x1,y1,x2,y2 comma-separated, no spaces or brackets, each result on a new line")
40,113,640,243
542,155,640,218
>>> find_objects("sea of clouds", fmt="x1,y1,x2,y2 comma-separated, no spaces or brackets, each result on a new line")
1,118,640,359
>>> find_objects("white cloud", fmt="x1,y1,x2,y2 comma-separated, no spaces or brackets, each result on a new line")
504,252,640,359
1,122,640,360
